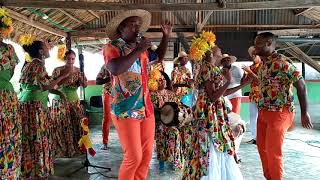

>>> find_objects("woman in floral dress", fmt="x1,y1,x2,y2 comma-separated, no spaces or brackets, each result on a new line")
0,34,21,179
19,40,69,179
183,46,243,180
150,71,185,171
171,51,193,97
51,50,87,158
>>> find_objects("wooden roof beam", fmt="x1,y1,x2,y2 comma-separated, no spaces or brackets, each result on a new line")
88,10,100,19
3,0,320,11
71,31,194,39
58,9,85,25
6,8,67,37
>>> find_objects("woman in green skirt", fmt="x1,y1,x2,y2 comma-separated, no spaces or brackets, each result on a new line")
19,40,69,179
51,49,87,157
0,12,21,178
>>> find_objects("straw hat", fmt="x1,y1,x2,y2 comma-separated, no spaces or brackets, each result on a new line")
217,54,237,66
173,51,188,66
248,46,255,57
105,9,152,38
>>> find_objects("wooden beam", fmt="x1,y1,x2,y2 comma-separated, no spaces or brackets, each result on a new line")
260,28,320,36
71,30,194,39
204,24,317,28
5,8,67,37
3,0,320,11
58,9,85,25
88,10,100,19
283,42,320,73
294,8,313,16
197,11,214,32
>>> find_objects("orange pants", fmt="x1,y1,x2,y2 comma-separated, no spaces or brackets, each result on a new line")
112,114,155,180
257,107,294,180
102,94,111,145
230,97,241,115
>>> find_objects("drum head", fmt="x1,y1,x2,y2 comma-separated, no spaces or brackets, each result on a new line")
160,104,175,125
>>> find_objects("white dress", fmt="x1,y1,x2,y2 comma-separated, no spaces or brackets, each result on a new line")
201,142,244,180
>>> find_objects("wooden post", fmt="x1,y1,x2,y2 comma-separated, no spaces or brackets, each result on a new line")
302,62,306,78
66,32,72,50
174,39,180,58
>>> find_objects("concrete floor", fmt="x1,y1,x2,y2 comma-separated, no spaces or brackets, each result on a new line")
50,112,320,180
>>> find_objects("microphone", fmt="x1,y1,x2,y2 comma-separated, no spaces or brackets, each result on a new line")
137,33,143,43
79,54,84,73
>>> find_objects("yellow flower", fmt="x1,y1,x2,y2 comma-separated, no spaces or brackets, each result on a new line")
19,34,35,46
148,79,158,91
2,16,12,26
0,8,8,18
57,44,66,61
149,69,162,80
25,53,32,62
201,31,216,48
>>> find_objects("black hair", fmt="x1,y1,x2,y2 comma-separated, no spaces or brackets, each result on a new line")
257,32,278,42
22,41,44,59
64,49,76,58
160,71,172,90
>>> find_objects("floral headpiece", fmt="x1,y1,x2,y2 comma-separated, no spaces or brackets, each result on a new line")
189,31,216,61
19,34,36,62
57,44,67,61
148,69,162,91
0,8,14,37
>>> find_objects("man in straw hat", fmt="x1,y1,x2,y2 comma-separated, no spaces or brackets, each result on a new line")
103,9,172,180
254,32,312,180
218,54,249,115
171,51,193,96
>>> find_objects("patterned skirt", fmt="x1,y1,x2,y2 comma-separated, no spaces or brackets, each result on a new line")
51,100,83,158
20,102,54,179
0,91,21,180
155,122,184,170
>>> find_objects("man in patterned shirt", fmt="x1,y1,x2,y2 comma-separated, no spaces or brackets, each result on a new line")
254,32,313,180
103,9,172,180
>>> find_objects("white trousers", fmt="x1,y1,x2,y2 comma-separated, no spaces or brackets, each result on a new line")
249,102,258,139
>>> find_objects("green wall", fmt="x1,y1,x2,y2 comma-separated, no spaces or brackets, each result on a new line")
240,82,320,123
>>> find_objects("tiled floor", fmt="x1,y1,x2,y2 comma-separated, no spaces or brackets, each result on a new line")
50,125,320,180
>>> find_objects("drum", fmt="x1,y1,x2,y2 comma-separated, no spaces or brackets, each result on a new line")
160,102,193,127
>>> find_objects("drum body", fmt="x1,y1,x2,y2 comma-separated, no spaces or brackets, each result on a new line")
160,102,193,127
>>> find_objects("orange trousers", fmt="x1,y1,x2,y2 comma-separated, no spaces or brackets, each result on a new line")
102,94,111,145
230,97,241,115
111,114,155,180
257,107,294,180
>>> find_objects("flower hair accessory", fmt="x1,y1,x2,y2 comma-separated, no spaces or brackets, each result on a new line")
189,31,216,61
148,69,162,91
19,34,36,46
57,44,67,61
0,8,14,37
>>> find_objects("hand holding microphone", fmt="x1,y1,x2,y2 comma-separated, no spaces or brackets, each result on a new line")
136,33,152,51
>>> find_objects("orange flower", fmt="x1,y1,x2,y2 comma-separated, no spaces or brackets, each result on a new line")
149,69,162,80
148,79,158,91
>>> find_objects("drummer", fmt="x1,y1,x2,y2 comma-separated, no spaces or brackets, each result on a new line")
171,51,193,96
149,70,185,171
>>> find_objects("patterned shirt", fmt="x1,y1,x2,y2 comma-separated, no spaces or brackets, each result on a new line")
0,44,19,71
171,66,192,96
249,62,262,103
52,66,83,89
103,38,154,120
258,53,303,112
96,65,111,95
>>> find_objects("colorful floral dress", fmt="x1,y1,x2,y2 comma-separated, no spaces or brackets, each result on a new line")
51,66,85,157
151,89,185,170
19,59,54,178
182,61,235,179
0,43,21,180
171,66,192,96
